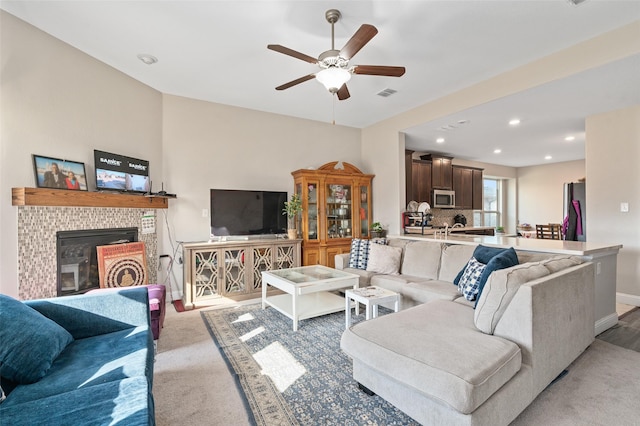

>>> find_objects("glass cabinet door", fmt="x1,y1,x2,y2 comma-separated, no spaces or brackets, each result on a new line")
326,183,352,239
301,182,318,241
359,185,370,237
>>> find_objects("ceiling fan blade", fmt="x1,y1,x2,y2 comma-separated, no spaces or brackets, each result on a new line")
354,65,406,77
336,84,350,101
275,74,316,91
339,24,378,60
267,44,318,64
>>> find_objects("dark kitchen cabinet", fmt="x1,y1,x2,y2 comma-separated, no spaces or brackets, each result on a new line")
453,166,473,209
421,154,453,189
411,160,432,203
472,169,483,210
452,165,483,210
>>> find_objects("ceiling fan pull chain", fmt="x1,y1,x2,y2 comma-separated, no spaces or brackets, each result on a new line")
332,95,336,125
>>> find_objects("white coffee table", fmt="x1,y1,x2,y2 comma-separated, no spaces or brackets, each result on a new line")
262,265,359,331
345,286,400,329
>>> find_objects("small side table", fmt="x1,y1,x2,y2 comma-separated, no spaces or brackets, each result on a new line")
345,286,400,329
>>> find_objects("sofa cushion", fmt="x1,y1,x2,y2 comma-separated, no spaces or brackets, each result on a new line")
341,300,522,414
540,255,583,273
366,243,402,275
438,244,477,282
2,325,151,404
474,247,519,306
0,376,151,425
458,257,487,300
401,241,444,279
403,280,461,303
474,262,551,334
0,294,74,384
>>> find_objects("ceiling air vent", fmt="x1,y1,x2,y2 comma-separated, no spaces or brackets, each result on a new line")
376,88,397,98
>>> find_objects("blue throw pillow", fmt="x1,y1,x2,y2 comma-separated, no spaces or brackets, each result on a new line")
454,245,513,285
474,247,519,306
0,294,74,383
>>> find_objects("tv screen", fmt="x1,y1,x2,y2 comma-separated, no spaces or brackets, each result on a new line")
94,150,150,193
210,189,287,237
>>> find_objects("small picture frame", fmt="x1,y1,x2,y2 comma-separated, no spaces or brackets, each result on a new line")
32,154,88,191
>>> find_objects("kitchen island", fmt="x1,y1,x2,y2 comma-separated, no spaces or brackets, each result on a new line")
391,233,623,334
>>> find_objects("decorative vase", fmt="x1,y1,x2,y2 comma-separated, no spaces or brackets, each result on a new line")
371,230,385,238
287,229,298,240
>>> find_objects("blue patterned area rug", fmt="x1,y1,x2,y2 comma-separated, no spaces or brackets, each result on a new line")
201,304,418,426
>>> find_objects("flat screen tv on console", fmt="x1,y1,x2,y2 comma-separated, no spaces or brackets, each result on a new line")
94,150,150,193
210,189,287,238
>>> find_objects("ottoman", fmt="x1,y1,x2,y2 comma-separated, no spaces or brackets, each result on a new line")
146,284,166,340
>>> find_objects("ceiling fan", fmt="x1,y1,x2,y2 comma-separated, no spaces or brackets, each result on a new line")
268,9,406,100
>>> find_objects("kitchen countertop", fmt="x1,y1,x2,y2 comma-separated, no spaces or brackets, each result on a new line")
404,226,495,235
391,233,623,256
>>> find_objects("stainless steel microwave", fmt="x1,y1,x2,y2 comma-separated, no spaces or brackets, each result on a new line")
432,189,456,208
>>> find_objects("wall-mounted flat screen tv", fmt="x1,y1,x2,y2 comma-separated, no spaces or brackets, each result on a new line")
210,189,287,237
94,150,150,193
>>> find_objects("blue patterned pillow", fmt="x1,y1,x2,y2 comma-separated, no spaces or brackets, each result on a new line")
458,257,487,301
0,294,74,383
348,239,371,269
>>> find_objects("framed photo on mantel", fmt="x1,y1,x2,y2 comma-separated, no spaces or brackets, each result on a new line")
32,154,88,191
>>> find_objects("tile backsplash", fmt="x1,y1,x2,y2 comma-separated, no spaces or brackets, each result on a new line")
17,206,158,300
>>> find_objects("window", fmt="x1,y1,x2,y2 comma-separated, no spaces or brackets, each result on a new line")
473,178,501,227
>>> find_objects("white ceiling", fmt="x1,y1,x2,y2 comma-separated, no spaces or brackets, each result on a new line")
2,1,639,167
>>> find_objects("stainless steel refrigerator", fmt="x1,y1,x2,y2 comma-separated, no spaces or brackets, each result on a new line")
563,182,586,241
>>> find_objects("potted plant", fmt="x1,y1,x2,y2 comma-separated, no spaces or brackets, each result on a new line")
495,226,505,235
282,193,302,239
370,222,385,238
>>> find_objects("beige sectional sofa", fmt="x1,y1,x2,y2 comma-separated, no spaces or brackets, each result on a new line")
338,239,595,425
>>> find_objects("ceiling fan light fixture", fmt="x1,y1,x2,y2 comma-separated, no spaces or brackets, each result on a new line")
316,67,351,93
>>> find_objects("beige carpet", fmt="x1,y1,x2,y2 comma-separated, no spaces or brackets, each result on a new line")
153,303,640,425
153,303,251,426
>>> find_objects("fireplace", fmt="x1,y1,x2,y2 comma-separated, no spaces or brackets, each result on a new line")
16,205,158,300
56,227,138,296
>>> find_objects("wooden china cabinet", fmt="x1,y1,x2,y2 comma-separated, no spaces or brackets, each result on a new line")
292,162,374,268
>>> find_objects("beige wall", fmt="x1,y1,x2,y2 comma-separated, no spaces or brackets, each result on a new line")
517,160,586,227
0,11,162,297
586,106,640,300
161,94,361,291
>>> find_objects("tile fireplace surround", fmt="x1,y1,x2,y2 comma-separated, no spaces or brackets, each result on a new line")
17,206,158,300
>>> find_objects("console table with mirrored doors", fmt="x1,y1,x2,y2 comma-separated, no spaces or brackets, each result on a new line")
182,239,301,310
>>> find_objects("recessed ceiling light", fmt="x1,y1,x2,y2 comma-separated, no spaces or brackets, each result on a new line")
565,136,576,141
457,119,470,125
137,54,158,65
545,155,552,160
436,138,445,143
509,119,521,126
494,149,502,154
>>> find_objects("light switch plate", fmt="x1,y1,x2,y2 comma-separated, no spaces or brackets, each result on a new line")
620,202,629,213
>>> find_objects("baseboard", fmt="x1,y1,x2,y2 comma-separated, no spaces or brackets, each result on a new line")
616,292,640,306
595,313,618,335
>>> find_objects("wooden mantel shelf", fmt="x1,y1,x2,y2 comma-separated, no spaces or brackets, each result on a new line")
12,187,171,209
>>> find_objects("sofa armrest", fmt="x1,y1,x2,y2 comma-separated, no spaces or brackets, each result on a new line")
335,253,351,270
25,287,151,340
493,262,595,394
